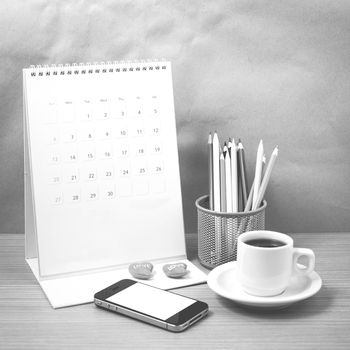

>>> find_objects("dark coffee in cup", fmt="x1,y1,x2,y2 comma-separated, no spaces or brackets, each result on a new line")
238,231,316,296
245,238,286,248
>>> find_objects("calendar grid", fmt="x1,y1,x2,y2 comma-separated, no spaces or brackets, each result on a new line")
43,94,165,205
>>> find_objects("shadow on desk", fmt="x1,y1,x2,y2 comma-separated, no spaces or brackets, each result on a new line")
216,284,335,319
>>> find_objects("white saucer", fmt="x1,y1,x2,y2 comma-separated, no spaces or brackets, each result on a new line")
207,261,322,309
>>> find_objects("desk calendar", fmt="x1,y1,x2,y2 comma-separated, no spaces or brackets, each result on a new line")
23,61,206,308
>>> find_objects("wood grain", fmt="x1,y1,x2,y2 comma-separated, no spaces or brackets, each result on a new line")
0,233,350,350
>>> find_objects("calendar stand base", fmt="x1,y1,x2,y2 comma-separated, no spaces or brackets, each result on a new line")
26,258,207,308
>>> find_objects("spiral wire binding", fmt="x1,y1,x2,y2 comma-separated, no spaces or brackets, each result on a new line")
28,59,167,77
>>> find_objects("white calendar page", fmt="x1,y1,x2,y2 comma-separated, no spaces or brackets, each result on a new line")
24,62,186,277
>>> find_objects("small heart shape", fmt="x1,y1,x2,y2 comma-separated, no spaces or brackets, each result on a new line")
163,263,188,278
129,262,154,280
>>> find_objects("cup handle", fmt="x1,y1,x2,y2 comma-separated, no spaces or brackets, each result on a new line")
293,248,315,276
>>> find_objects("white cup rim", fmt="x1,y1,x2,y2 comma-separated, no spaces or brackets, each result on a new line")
238,230,293,250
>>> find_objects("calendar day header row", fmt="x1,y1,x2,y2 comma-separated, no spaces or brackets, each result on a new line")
44,95,159,105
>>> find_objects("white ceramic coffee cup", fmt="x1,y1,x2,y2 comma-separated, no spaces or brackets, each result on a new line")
237,230,315,297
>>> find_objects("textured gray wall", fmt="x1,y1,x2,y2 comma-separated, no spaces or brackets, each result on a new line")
1,0,350,234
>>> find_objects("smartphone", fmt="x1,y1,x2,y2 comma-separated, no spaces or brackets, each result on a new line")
94,279,208,332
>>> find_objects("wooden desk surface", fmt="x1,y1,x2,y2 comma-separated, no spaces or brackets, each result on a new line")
0,233,350,350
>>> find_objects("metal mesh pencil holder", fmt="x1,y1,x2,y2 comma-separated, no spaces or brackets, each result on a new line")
196,195,266,269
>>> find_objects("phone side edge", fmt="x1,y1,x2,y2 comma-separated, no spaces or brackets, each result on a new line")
166,307,209,332
94,297,168,330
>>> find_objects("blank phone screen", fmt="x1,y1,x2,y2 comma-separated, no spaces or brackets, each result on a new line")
106,283,196,321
